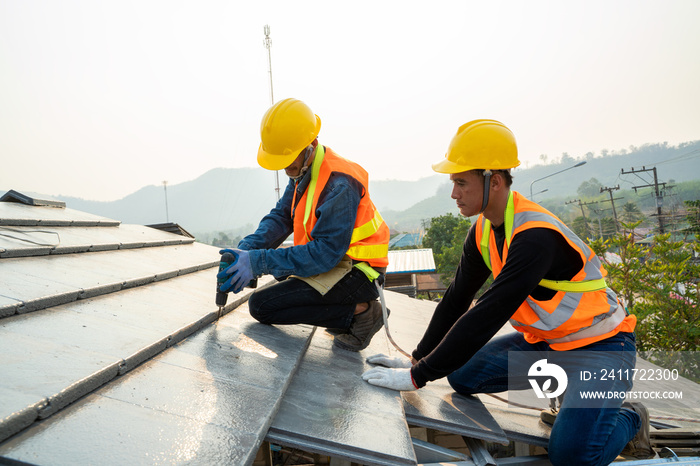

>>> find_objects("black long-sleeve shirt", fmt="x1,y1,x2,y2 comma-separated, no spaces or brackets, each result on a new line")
410,221,583,388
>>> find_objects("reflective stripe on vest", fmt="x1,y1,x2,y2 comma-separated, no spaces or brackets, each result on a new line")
293,146,389,269
351,209,385,245
475,191,628,348
479,191,607,292
301,144,326,242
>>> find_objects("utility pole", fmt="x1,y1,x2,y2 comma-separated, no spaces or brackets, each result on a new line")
162,180,169,223
599,185,621,233
566,199,592,238
620,166,666,233
564,199,598,238
590,207,609,238
263,24,281,201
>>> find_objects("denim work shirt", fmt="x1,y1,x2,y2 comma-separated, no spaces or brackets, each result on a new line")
238,163,363,279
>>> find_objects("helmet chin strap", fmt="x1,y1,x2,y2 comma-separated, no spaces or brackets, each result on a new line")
289,145,315,181
479,169,492,213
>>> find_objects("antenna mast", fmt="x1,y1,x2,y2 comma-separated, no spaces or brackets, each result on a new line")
263,24,281,200
162,180,169,223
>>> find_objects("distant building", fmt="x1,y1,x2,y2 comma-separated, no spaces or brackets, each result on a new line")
385,248,445,299
388,232,423,249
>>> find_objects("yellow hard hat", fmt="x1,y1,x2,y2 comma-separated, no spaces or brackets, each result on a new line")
432,119,520,174
257,98,322,171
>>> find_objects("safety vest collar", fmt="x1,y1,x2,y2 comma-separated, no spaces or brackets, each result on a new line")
301,144,326,242
478,191,606,293
291,147,390,270
479,190,514,270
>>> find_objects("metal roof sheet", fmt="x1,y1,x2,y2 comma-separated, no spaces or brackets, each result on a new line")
0,224,194,258
267,327,416,466
0,189,66,208
0,243,216,317
389,233,423,249
2,194,699,464
0,303,313,465
377,292,508,444
0,200,119,227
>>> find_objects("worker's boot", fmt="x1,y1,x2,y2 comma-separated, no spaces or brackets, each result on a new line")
539,408,558,426
620,402,654,459
333,300,387,351
324,327,347,335
539,394,563,426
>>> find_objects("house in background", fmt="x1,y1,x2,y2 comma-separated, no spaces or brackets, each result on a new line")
388,233,423,250
385,249,445,299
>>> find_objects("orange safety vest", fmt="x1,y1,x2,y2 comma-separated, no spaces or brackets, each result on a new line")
475,191,636,350
292,145,389,270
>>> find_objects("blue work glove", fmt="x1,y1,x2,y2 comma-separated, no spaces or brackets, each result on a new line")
217,248,254,294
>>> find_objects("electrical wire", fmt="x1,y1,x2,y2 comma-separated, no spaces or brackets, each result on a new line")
0,227,60,247
654,148,700,166
376,280,413,359
483,393,700,424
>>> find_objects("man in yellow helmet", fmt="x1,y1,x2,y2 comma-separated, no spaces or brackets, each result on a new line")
361,120,653,463
217,98,390,351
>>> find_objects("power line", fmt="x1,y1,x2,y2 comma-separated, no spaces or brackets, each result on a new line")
599,185,622,233
654,147,700,166
620,166,665,233
566,198,599,238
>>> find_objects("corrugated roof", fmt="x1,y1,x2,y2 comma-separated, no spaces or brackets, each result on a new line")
1,191,699,465
389,233,423,249
387,248,436,274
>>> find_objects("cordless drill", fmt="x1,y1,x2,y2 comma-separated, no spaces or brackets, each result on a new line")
216,252,236,316
215,251,258,317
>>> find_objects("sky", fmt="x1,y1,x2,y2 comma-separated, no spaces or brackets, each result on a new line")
1,0,699,202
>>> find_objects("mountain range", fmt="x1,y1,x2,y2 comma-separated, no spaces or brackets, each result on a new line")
7,140,699,237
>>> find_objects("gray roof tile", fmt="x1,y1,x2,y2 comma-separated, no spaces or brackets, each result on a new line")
2,191,699,465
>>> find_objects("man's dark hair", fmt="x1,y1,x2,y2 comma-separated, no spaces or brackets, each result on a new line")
478,169,513,187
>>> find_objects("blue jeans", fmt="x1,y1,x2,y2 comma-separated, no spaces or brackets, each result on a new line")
248,268,380,329
447,331,640,466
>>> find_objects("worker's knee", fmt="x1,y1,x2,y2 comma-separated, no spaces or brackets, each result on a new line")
547,430,604,466
446,371,479,395
548,443,600,466
247,292,273,324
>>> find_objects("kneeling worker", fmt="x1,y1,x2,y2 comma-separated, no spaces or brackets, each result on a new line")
217,98,390,351
361,120,653,464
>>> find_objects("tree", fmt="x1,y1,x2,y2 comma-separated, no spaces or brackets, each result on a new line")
684,200,700,237
599,217,618,240
560,152,575,166
423,213,471,286
619,201,643,224
577,178,603,199
571,216,591,240
590,225,699,362
422,213,468,256
212,231,232,247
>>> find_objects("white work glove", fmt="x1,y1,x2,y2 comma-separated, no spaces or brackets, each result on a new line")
366,353,413,369
362,366,417,392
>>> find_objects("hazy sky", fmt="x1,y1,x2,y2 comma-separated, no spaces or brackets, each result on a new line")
2,0,699,201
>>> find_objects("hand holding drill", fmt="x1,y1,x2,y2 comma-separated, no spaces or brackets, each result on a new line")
217,249,257,295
